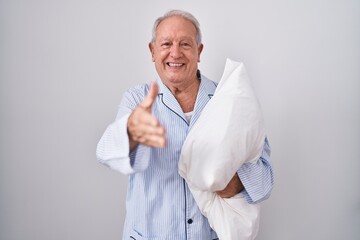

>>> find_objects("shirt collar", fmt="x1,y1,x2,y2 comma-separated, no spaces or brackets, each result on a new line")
155,70,217,127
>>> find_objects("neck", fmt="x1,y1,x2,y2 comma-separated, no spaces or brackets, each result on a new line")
165,78,200,113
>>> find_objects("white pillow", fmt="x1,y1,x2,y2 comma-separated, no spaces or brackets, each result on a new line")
178,59,265,239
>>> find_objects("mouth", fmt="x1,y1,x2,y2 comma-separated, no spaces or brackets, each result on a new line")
166,62,185,67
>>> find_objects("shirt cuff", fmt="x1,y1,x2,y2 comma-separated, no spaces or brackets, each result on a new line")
96,113,152,174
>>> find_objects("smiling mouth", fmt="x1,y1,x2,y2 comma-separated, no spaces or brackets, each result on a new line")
167,62,185,67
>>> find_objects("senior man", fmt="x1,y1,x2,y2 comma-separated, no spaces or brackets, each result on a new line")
97,10,273,240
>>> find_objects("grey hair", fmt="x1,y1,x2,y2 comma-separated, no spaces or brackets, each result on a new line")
151,10,202,45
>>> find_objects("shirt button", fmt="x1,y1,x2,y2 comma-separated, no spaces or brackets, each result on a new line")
187,219,193,224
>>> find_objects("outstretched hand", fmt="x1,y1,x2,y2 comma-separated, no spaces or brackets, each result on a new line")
127,82,166,150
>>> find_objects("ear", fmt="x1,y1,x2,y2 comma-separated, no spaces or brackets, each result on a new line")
149,42,155,62
197,44,204,62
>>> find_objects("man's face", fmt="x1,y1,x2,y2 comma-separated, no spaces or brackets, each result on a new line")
149,16,203,87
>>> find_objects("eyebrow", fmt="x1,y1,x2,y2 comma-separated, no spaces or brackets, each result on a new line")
157,36,195,42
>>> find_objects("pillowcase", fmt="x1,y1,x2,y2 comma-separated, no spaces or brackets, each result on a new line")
178,58,266,239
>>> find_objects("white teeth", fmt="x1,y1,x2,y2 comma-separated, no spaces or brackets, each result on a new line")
168,63,183,67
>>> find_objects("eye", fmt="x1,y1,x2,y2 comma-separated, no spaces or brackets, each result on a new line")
161,42,171,48
181,42,191,49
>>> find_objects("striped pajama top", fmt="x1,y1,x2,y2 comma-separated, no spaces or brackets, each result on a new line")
96,73,273,240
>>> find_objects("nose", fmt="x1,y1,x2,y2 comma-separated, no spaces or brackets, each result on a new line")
170,44,182,58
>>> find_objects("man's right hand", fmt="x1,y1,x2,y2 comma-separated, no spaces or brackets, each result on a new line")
127,82,166,150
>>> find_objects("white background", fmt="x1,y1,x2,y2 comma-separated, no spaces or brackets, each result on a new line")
1,0,359,239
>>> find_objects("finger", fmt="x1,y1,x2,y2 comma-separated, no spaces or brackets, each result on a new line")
130,107,159,127
133,123,166,137
139,134,166,148
140,82,159,109
128,119,166,144
132,126,166,147
138,113,159,127
216,189,232,198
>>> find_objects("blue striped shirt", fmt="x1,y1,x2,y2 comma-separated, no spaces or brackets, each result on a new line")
96,74,273,240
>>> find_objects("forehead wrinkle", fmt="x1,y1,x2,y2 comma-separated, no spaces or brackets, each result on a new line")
155,16,197,43
157,36,195,43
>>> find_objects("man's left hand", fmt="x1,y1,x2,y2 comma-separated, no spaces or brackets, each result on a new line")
216,173,244,198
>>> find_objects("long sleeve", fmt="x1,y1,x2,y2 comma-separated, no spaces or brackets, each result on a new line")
237,137,274,203
96,113,134,174
96,84,151,175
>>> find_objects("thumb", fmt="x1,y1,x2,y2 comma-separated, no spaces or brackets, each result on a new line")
140,81,159,110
